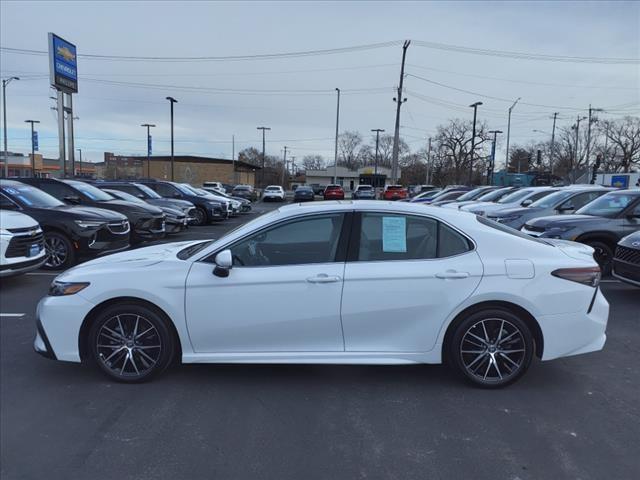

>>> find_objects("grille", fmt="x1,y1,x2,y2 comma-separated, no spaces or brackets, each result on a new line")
615,245,640,265
5,231,44,258
107,221,130,234
613,261,640,282
7,226,39,234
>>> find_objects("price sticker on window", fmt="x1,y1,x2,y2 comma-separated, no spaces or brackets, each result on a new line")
382,216,406,253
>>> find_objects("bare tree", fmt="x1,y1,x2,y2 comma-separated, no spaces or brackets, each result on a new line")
373,134,409,168
301,154,325,171
601,117,640,173
337,130,365,170
432,119,489,184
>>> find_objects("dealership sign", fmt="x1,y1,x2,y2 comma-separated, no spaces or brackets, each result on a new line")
48,33,78,93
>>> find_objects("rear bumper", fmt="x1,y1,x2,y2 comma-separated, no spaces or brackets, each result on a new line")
538,288,609,361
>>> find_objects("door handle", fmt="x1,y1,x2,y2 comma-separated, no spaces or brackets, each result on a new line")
306,274,341,283
435,271,469,279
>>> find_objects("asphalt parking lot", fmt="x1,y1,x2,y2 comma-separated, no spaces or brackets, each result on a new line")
1,200,639,480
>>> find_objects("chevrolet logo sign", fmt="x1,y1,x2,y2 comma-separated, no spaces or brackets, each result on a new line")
30,229,37,236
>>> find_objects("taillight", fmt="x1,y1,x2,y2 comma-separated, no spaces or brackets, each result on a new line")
551,267,601,287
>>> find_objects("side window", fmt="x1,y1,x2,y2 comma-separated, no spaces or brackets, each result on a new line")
527,191,552,204
114,185,139,196
154,183,178,197
357,213,472,261
229,214,345,267
37,182,74,201
566,192,600,210
0,193,18,209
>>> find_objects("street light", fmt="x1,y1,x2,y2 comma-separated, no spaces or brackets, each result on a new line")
141,123,156,179
166,96,177,181
257,126,271,187
333,88,340,185
24,119,40,177
77,148,82,177
2,76,19,178
469,101,483,185
487,129,502,185
505,97,521,171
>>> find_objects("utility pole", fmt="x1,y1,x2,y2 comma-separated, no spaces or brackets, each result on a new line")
141,123,155,179
469,101,483,184
572,115,587,183
550,112,558,175
371,128,385,184
257,126,270,187
232,134,236,184
586,105,603,179
281,146,288,186
166,97,177,181
2,77,19,178
487,130,503,185
391,40,410,184
505,97,521,170
77,148,82,177
426,136,432,185
290,156,296,177
24,120,40,176
333,88,340,185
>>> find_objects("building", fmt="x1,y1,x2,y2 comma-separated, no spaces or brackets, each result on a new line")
0,152,96,178
305,165,400,191
595,172,640,188
96,153,258,186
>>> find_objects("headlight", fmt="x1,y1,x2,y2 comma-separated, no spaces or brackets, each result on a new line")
48,281,90,296
74,220,106,229
207,201,221,207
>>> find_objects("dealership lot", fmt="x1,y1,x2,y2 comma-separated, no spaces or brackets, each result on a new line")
1,201,639,480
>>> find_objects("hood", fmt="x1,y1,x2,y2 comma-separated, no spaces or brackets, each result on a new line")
526,214,600,229
159,206,184,216
0,210,39,229
97,199,163,216
461,201,494,212
619,231,640,249
146,198,194,210
58,240,206,278
490,206,539,217
46,204,128,221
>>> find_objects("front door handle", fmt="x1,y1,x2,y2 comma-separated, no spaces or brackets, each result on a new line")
306,274,341,283
435,270,469,279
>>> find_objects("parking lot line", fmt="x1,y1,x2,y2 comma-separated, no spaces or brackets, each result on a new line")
0,313,25,318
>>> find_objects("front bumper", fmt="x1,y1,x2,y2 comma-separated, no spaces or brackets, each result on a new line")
133,216,166,241
612,258,640,287
0,255,47,277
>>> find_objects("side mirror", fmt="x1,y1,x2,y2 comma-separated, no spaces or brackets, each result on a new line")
213,249,233,277
521,199,533,207
64,195,81,204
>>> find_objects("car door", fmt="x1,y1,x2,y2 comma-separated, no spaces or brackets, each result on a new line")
341,212,483,352
184,212,350,352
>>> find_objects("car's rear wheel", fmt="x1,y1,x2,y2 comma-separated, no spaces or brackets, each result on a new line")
585,240,613,275
43,231,75,270
449,309,534,388
193,207,207,226
88,303,176,383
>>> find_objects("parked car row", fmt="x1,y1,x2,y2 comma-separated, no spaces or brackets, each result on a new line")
0,177,255,274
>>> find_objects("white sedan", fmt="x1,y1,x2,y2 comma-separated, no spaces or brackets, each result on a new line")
262,185,286,202
34,201,608,387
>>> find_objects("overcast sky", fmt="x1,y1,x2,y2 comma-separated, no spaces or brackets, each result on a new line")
1,0,638,168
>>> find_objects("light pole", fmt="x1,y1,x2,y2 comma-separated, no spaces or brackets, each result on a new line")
333,88,340,185
586,105,603,176
505,97,521,171
77,148,82,177
2,76,19,178
257,126,270,187
469,101,483,185
24,119,40,177
141,123,156,179
572,116,587,183
166,97,177,181
371,128,384,185
487,130,503,185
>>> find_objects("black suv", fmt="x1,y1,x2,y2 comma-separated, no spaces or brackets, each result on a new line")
137,180,226,225
522,190,640,273
0,180,130,270
612,231,640,287
17,178,166,244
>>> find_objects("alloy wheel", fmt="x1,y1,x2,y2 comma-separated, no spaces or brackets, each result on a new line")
45,236,68,268
96,313,162,379
460,318,526,384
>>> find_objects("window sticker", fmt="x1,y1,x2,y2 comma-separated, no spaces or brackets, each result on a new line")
382,216,406,253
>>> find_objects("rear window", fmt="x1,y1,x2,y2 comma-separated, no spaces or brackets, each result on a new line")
386,185,403,190
357,185,373,190
477,215,550,245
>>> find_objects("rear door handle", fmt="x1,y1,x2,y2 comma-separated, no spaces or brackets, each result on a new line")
306,274,342,283
435,271,469,279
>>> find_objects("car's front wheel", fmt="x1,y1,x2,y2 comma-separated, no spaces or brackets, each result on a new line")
43,231,75,270
88,303,176,383
585,240,613,276
448,309,534,388
193,207,208,226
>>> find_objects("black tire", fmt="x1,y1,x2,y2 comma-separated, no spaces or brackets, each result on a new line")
193,207,208,226
43,231,76,270
448,308,534,388
585,240,613,276
88,303,176,383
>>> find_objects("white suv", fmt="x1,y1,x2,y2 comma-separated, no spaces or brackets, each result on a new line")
263,185,286,202
0,210,46,277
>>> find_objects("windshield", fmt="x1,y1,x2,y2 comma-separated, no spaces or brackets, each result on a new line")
530,190,575,208
135,183,162,199
68,181,115,201
456,188,492,202
430,189,460,200
476,188,513,202
175,183,198,196
266,186,281,191
576,193,638,218
497,189,534,204
1,183,64,208
233,186,250,191
105,189,146,204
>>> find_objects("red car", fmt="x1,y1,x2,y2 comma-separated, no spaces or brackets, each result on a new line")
323,184,345,200
383,185,408,200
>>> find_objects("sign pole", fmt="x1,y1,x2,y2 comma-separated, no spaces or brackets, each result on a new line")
66,94,75,176
57,89,66,176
